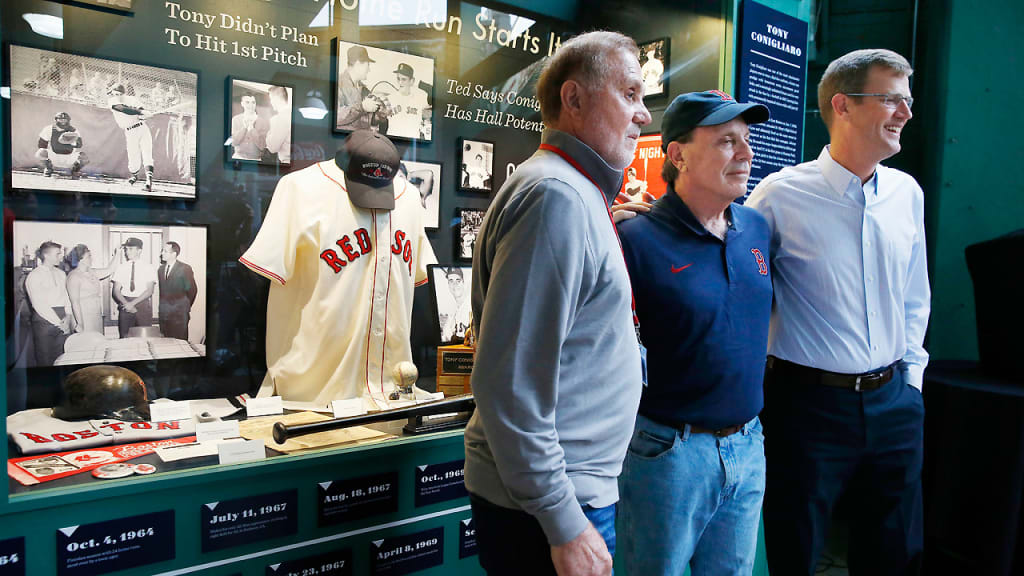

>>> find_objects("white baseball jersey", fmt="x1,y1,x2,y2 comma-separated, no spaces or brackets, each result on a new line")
386,87,429,140
240,160,437,406
7,408,196,455
108,94,144,129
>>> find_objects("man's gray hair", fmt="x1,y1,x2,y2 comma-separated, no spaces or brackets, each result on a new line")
536,31,639,124
818,49,912,130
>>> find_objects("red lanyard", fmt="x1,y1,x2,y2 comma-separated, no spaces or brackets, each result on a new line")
538,144,638,326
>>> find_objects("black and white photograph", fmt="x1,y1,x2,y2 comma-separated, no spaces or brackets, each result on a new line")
226,78,293,165
334,40,434,142
428,264,473,345
56,0,132,11
9,45,198,199
456,208,486,262
12,221,207,368
459,139,494,193
401,159,441,230
639,38,669,98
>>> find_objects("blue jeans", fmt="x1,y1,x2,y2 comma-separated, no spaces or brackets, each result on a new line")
469,492,616,575
619,414,765,576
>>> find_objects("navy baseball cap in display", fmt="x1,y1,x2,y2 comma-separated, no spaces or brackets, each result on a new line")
661,90,770,152
339,130,400,210
122,237,143,248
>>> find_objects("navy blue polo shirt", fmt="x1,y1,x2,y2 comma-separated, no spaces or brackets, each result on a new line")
618,191,773,430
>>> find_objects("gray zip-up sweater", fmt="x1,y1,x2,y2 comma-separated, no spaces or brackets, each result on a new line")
464,129,643,546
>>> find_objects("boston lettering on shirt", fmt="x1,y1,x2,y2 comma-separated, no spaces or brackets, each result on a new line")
0,537,24,576
57,511,174,576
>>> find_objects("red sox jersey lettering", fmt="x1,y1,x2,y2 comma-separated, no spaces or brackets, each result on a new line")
751,248,768,276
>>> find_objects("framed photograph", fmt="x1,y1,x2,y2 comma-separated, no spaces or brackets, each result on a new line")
333,39,434,142
54,0,132,12
226,78,293,166
401,159,441,230
455,208,486,262
617,134,667,204
12,220,207,368
639,38,669,99
428,264,473,345
9,45,198,199
458,139,495,193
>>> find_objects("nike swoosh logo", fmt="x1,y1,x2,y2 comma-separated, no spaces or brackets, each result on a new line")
671,264,693,273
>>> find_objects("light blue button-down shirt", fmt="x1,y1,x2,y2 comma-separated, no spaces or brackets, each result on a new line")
746,146,930,389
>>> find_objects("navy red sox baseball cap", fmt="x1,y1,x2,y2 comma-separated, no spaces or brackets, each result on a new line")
661,90,770,152
339,130,400,210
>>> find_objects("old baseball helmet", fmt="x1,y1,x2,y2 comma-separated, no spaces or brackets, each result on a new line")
53,365,151,422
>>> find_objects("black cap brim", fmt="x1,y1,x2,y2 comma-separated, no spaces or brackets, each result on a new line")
699,102,771,127
347,179,396,210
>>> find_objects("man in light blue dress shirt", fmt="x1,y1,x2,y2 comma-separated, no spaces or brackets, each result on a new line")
746,49,930,576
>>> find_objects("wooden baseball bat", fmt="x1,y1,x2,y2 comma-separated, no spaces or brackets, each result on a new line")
272,394,475,444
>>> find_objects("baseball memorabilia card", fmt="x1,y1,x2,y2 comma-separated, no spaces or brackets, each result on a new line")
459,139,495,193
334,40,435,142
455,208,485,262
401,160,441,230
9,45,198,199
12,220,207,368
429,264,473,345
226,78,294,166
617,134,667,204
639,38,669,99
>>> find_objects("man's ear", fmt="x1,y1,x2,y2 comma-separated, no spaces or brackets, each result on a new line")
560,79,584,121
831,93,851,122
666,140,686,172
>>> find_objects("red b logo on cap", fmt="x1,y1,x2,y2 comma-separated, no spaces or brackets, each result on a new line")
708,90,734,102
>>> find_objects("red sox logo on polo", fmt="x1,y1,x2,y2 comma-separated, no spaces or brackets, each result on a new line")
707,89,734,101
320,228,415,276
751,248,768,276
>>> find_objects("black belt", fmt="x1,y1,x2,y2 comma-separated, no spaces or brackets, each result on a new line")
766,356,898,392
127,122,143,131
647,414,746,438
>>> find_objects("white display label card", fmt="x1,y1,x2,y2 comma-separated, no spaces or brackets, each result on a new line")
332,398,367,418
218,439,266,465
149,401,192,423
196,420,241,443
247,396,283,417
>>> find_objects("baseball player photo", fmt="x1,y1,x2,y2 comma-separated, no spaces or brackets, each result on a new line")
456,208,485,262
334,40,435,142
400,159,441,229
11,220,207,369
639,38,669,97
429,265,473,345
458,139,494,192
36,111,88,180
227,78,293,165
9,45,198,199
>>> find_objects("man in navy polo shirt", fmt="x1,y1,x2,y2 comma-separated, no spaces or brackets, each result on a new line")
617,91,772,575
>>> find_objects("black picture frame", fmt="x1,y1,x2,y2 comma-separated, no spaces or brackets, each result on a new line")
52,0,133,13
458,139,495,193
11,219,209,369
639,37,670,99
427,263,473,345
332,39,435,143
225,77,295,167
401,159,442,230
455,207,486,263
7,43,200,200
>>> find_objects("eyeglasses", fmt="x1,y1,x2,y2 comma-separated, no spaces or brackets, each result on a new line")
844,93,914,109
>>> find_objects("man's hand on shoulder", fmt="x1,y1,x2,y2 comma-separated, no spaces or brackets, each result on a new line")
550,523,612,576
611,201,652,223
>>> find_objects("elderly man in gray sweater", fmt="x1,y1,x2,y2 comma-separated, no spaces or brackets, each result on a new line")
464,30,651,576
